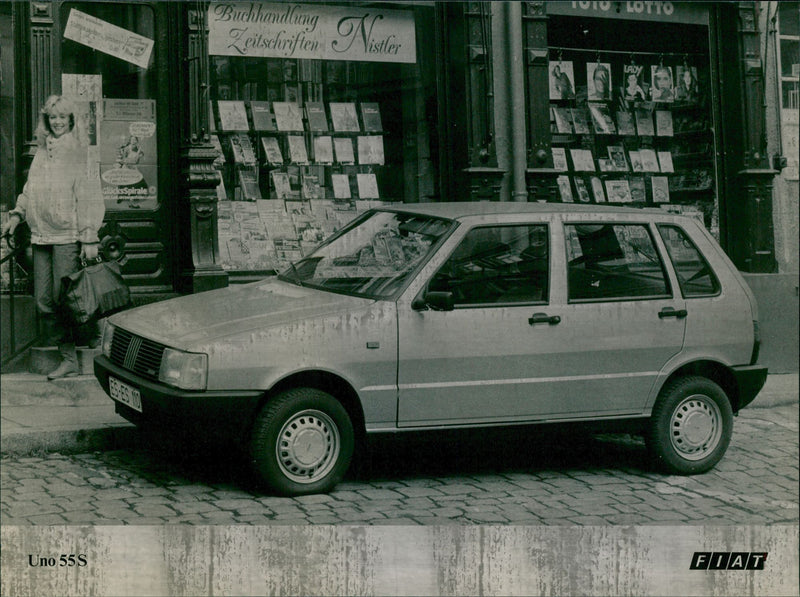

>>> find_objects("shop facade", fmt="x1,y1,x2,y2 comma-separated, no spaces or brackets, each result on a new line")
2,2,797,367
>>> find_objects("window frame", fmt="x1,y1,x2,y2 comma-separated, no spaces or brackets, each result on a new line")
657,223,721,299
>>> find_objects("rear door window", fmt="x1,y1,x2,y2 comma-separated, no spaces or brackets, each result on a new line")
657,224,721,297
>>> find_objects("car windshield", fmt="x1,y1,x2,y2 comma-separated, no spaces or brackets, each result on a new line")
278,210,454,299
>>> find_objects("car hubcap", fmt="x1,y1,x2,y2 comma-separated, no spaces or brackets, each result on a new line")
277,409,340,484
670,394,722,460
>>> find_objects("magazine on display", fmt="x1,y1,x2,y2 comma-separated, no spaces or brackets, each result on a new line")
569,149,596,172
301,173,323,200
248,101,276,132
217,100,250,131
628,150,644,172
650,65,675,102
651,176,671,203
639,149,660,172
605,179,633,203
622,63,647,101
270,171,292,199
305,101,329,132
552,147,569,172
589,103,616,134
574,177,592,203
557,175,574,202
237,170,261,201
571,108,590,134
357,136,385,165
549,61,576,100
607,146,628,171
273,102,305,132
590,176,606,202
655,110,674,136
553,106,573,134
313,136,334,164
229,133,256,165
261,137,284,165
331,174,352,199
635,108,655,136
587,62,613,102
356,173,380,199
359,102,383,132
616,111,636,136
657,151,675,173
675,65,701,103
287,136,309,164
598,158,615,172
333,137,356,164
629,177,646,203
330,102,360,132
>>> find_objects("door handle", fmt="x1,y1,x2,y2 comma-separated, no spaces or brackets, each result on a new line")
529,312,561,325
659,307,688,319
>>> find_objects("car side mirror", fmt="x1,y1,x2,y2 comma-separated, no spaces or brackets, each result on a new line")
412,291,454,312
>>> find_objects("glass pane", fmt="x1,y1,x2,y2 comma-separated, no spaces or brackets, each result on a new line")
779,2,799,38
780,39,799,77
783,81,800,111
430,225,549,306
61,3,158,212
565,224,669,301
658,225,720,297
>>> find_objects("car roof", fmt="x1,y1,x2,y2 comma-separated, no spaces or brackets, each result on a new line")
380,201,668,221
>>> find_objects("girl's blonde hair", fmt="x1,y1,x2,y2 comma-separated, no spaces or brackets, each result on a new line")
34,94,88,147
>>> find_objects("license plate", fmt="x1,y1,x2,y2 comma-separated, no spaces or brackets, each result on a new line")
109,377,142,413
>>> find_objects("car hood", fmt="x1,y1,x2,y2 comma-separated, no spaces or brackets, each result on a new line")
108,277,376,348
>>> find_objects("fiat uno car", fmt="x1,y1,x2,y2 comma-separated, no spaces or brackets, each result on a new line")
94,203,767,496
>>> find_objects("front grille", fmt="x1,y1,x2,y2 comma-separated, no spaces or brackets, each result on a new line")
110,327,167,381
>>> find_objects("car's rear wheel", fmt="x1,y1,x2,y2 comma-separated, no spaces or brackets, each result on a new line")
646,376,733,474
251,388,354,496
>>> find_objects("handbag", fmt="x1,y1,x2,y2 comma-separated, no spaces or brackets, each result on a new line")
60,257,132,325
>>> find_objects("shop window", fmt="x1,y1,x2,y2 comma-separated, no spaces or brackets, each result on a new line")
545,13,719,238
60,2,159,212
206,3,439,274
429,225,550,306
777,2,799,180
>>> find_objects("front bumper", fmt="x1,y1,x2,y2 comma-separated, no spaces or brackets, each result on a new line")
94,355,264,439
732,365,769,411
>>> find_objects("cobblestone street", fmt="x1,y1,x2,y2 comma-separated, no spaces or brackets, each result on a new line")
2,404,797,526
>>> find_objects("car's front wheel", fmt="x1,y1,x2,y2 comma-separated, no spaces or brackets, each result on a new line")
646,376,733,474
251,388,354,496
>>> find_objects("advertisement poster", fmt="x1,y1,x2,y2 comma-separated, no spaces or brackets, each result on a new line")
99,99,158,210
63,8,154,68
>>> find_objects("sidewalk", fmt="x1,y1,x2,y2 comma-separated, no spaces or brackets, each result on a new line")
1,370,797,458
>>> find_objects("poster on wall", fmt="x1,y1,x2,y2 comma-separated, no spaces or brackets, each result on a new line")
63,8,154,69
99,99,158,210
61,74,102,149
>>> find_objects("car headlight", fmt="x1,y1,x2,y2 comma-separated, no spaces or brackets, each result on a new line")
101,322,115,358
158,348,208,391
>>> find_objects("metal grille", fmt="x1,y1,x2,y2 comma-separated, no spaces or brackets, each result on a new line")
109,327,167,381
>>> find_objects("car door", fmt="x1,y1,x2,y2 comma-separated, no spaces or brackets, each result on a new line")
396,216,686,428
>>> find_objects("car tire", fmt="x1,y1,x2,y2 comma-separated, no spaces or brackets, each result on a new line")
250,388,354,496
646,376,733,475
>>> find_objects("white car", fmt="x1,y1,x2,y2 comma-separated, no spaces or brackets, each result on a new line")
95,203,768,495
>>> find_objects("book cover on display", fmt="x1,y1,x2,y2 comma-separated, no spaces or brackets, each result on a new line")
571,108,590,134
357,136,385,165
313,136,334,164
574,177,592,203
552,147,568,172
635,108,655,136
655,110,674,136
248,101,276,132
356,173,380,199
557,175,574,202
331,174,352,200
287,135,309,164
605,179,633,203
628,150,644,172
589,103,616,134
607,146,628,171
334,137,356,164
651,176,671,203
217,100,250,131
99,99,158,210
616,111,636,136
330,102,360,132
549,61,575,100
639,149,660,172
305,101,329,132
552,106,573,134
650,65,675,102
261,137,284,165
569,149,595,172
359,103,383,132
590,176,606,202
273,102,305,131
587,62,612,101
271,171,292,199
657,151,675,173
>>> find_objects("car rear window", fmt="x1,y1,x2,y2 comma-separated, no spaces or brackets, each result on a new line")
657,224,721,297
565,223,671,301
